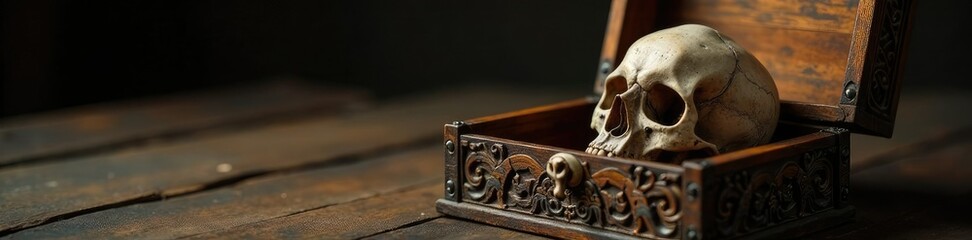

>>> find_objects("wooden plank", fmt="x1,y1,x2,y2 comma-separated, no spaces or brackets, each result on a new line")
853,127,972,176
661,0,859,34
0,86,571,234
852,134,972,195
703,24,850,106
0,80,368,167
596,0,859,103
594,0,658,95
186,184,443,239
364,218,549,240
851,90,972,171
808,130,972,239
6,146,442,239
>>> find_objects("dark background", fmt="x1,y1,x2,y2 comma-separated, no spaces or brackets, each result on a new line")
2,1,970,117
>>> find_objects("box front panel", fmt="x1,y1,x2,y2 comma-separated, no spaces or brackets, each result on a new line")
457,134,686,239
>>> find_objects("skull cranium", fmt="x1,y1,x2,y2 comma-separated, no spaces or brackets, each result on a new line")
587,24,779,163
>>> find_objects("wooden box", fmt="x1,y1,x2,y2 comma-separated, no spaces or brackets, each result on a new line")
437,0,915,239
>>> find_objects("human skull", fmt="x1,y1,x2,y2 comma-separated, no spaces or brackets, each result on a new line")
587,24,779,163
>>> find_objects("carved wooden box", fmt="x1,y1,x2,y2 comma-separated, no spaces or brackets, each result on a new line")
437,0,914,239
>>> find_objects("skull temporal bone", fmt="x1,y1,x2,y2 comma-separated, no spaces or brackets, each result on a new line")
587,24,780,162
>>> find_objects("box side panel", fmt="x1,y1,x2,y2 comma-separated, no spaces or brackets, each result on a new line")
464,98,596,150
443,122,464,202
832,128,851,209
842,0,916,137
594,0,659,96
697,128,850,239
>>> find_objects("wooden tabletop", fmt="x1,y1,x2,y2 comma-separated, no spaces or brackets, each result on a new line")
1,81,969,239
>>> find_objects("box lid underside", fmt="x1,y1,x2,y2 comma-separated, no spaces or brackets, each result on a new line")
592,0,914,137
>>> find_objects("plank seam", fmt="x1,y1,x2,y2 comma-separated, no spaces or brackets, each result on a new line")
0,193,162,236
851,126,972,173
0,101,361,170
354,216,444,240
0,136,439,236
176,179,442,239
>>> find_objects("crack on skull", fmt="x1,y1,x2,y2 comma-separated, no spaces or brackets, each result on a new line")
700,30,771,146
710,99,766,148
697,30,740,108
717,29,773,98
736,71,773,143
740,65,775,97
588,25,779,163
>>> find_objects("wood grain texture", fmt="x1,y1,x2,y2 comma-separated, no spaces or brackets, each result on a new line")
596,0,859,100
808,133,972,239
850,90,972,171
187,184,443,239
710,25,850,105
594,0,914,136
465,98,596,149
6,146,442,239
594,0,658,95
853,134,972,195
661,0,859,34
364,218,548,240
0,80,367,167
597,0,859,105
843,0,915,137
0,86,571,234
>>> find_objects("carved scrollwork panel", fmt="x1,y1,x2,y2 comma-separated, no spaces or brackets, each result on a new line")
714,147,837,237
461,141,506,205
458,140,683,239
860,0,911,121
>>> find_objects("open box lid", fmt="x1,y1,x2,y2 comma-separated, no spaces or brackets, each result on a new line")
593,0,915,137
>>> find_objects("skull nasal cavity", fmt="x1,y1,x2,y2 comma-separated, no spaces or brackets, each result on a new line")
605,95,628,136
644,84,686,126
553,160,565,173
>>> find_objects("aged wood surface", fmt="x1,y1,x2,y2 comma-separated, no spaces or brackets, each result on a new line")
662,0,859,34
0,86,967,239
0,86,571,235
0,80,367,167
595,0,860,100
0,0,938,237
596,0,913,137
603,0,859,106
712,25,850,105
658,0,860,106
594,0,657,95
849,90,972,171
187,184,444,240
843,0,914,137
809,129,972,239
6,146,442,239
364,218,548,240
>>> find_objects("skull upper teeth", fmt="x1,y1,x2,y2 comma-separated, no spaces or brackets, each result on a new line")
586,145,623,157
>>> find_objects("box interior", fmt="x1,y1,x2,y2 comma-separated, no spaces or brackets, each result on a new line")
469,99,823,163
593,0,911,137
609,1,863,108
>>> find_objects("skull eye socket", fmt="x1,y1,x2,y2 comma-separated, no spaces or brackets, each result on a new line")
643,84,686,126
598,76,627,110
